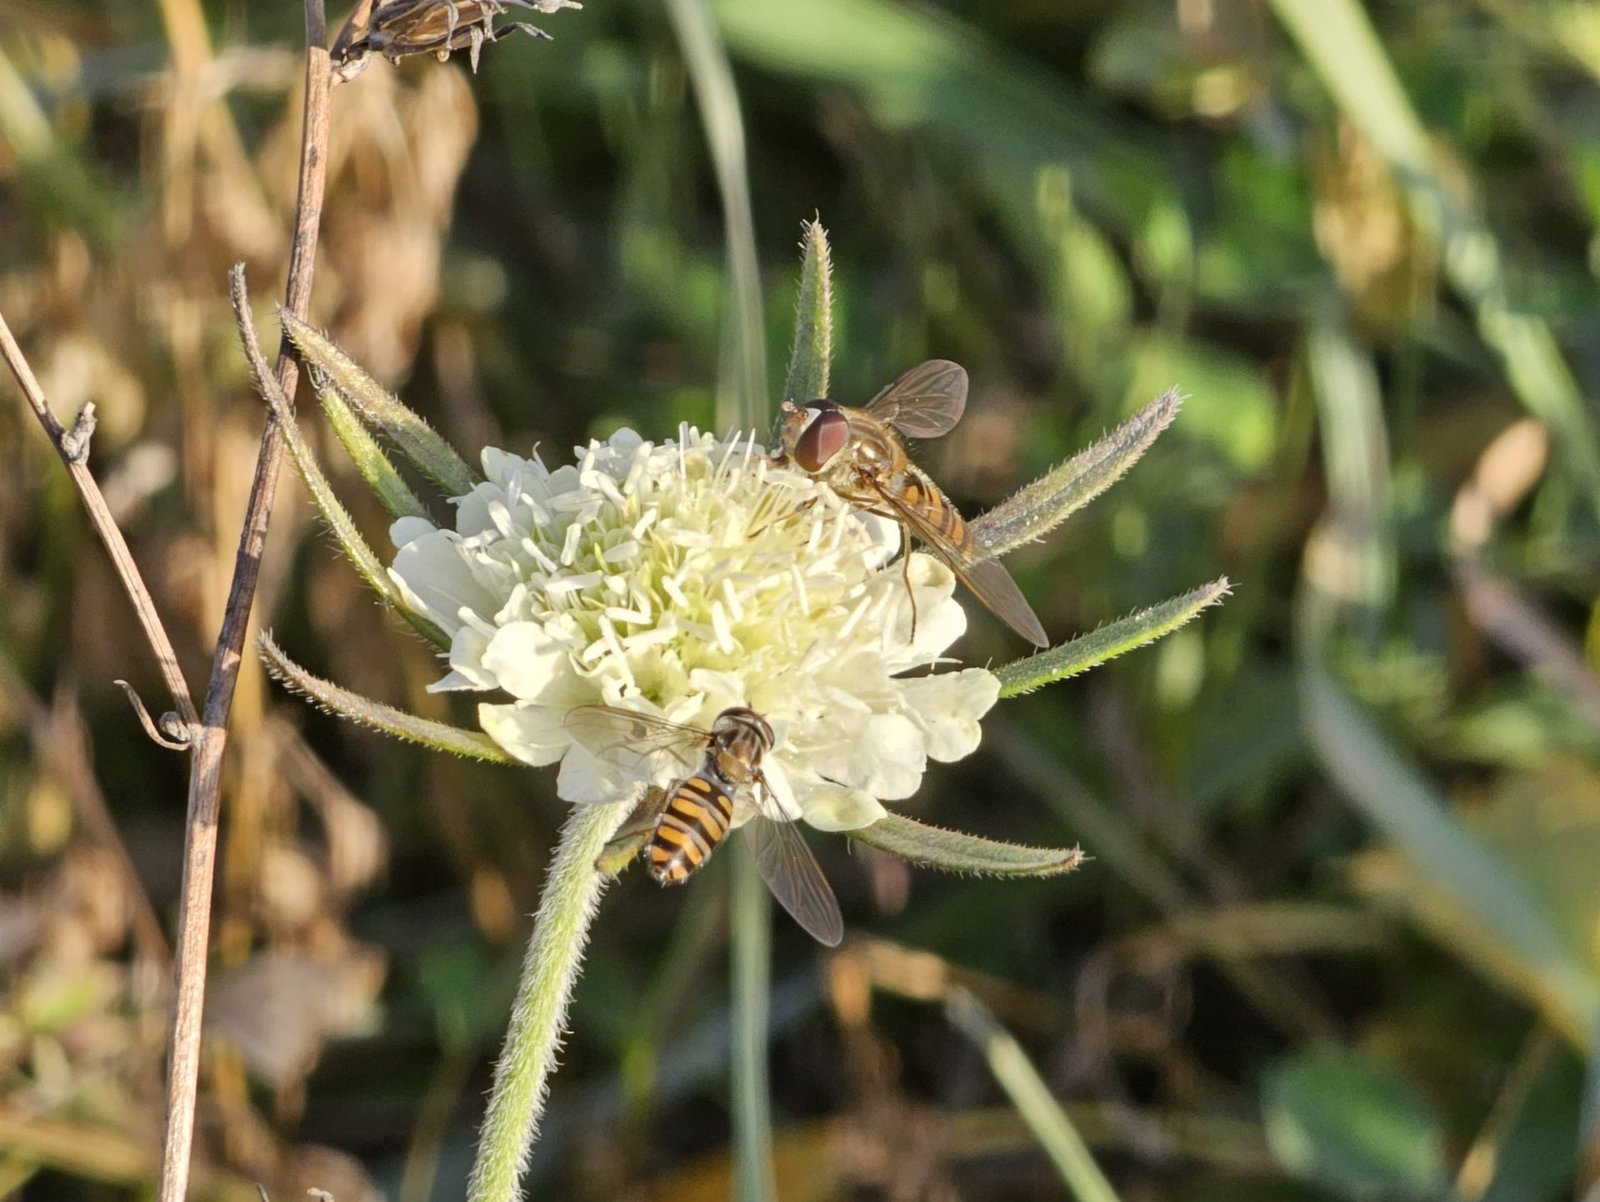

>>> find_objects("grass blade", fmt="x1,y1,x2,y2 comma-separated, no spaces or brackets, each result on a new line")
664,0,767,434
712,0,1174,235
947,989,1121,1202
665,7,779,1195
1297,567,1600,1040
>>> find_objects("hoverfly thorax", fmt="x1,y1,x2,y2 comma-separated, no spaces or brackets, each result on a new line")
709,707,774,783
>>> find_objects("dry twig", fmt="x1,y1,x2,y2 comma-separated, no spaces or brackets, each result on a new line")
153,3,333,1199
0,321,198,734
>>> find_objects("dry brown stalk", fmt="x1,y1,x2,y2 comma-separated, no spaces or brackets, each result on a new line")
153,3,334,1197
3,0,534,1193
0,315,199,732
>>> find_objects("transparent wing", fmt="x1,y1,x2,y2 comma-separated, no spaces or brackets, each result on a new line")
742,814,843,947
594,786,669,876
870,475,1048,647
863,359,968,439
563,705,710,781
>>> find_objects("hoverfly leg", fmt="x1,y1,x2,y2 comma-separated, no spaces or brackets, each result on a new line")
595,786,669,877
746,494,819,541
900,545,918,643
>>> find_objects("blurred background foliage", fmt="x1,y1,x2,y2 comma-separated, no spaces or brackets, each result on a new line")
2,0,1600,1198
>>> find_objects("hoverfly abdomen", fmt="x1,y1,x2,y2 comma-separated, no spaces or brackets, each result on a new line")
908,468,967,546
567,703,843,943
647,773,737,884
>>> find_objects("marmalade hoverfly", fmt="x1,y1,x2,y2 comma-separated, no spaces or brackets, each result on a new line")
564,705,844,947
773,360,1047,647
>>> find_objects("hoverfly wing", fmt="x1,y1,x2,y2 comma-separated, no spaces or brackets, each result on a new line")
563,705,709,781
594,786,670,876
870,475,1048,648
863,360,969,439
743,815,843,947
952,554,1049,648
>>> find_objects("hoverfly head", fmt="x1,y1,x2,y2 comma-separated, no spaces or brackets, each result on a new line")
788,400,851,473
714,707,775,754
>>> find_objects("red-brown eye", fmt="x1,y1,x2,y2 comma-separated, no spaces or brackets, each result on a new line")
792,403,850,472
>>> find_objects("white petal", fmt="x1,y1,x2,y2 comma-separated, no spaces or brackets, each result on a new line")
858,511,903,569
556,742,635,805
428,623,496,692
791,775,886,831
896,670,1000,761
880,555,966,667
686,668,747,714
607,428,645,455
809,712,926,801
390,515,437,548
478,702,567,766
390,530,500,631
481,621,569,700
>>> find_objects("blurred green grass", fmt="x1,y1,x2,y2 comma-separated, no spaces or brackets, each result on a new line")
3,0,1600,1198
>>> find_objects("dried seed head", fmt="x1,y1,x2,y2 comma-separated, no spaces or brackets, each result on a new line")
332,0,581,80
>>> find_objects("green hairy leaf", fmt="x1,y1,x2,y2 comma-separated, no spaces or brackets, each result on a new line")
782,218,833,405
252,357,449,649
280,309,478,497
851,812,1084,876
997,577,1231,697
318,385,430,521
259,633,515,763
972,389,1181,558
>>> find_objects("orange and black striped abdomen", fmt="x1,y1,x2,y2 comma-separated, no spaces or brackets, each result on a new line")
901,468,970,550
647,773,736,884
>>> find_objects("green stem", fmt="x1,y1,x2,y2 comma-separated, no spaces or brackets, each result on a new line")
663,0,767,433
948,989,1122,1202
666,1,780,1193
730,848,778,1202
466,801,630,1202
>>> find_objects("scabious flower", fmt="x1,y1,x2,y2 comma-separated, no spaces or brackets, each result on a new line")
386,426,999,832
255,220,1221,1202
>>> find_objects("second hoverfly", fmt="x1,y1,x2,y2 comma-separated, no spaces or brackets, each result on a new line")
773,360,1048,647
563,705,843,946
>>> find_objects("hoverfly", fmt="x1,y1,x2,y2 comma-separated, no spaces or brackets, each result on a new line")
773,360,1048,648
564,705,844,946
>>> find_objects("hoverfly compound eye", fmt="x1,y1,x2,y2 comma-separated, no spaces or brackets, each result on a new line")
792,402,850,472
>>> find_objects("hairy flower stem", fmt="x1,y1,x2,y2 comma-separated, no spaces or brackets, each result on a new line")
467,800,630,1202
731,851,778,1202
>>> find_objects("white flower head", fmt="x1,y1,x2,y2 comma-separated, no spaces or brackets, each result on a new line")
387,426,999,831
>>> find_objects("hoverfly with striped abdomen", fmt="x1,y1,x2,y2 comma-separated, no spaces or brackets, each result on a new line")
773,360,1048,647
564,704,843,946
